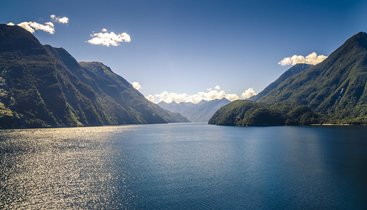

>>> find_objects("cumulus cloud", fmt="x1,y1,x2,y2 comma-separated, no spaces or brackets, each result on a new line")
131,82,142,90
50,14,69,24
146,86,257,104
225,93,240,101
241,88,256,99
87,28,131,47
7,14,69,34
278,52,327,66
146,95,156,102
8,21,55,34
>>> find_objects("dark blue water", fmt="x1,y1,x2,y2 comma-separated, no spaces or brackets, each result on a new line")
1,123,367,209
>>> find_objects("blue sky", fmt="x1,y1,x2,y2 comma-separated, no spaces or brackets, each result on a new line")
1,0,367,102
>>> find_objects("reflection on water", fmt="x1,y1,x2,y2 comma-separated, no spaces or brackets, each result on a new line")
0,126,136,209
1,124,367,209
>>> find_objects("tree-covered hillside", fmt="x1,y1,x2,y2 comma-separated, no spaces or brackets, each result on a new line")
0,24,187,128
210,32,367,126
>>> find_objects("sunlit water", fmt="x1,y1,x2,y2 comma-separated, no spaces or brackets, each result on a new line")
1,123,367,209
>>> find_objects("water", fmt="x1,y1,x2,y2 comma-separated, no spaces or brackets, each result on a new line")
1,123,367,209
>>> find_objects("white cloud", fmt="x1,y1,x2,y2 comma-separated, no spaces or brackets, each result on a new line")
146,95,156,102
278,52,327,66
8,21,55,34
241,88,256,99
87,28,131,47
131,82,142,90
225,93,240,101
146,86,257,104
7,14,68,35
50,14,69,24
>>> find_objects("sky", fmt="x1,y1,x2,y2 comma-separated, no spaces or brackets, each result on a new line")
1,0,367,103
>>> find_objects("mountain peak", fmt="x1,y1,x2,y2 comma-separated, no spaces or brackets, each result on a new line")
351,32,367,39
0,25,188,128
0,24,45,55
0,24,27,34
343,31,367,49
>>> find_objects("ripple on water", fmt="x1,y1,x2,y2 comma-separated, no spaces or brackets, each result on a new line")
0,126,135,209
2,124,367,209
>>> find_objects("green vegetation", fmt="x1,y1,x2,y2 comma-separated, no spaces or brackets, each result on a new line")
210,32,367,126
209,100,320,126
0,24,188,128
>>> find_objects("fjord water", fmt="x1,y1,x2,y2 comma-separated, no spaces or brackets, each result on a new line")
1,123,367,209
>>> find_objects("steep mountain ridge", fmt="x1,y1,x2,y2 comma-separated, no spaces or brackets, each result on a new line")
0,24,187,128
251,64,310,101
210,32,367,126
259,32,367,120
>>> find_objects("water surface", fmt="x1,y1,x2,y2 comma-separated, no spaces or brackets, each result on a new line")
1,123,367,209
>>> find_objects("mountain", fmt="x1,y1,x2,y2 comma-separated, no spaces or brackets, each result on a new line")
159,98,230,122
208,100,320,126
0,24,188,128
210,32,367,126
250,64,310,101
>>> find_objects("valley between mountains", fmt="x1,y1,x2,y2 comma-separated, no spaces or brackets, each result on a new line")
1,24,367,128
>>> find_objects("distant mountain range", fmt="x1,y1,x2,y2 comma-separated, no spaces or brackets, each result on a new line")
159,98,230,122
210,32,367,126
0,24,188,128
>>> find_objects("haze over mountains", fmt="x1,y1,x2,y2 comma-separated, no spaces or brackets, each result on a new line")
159,98,230,122
0,24,188,128
210,32,367,126
1,24,367,128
